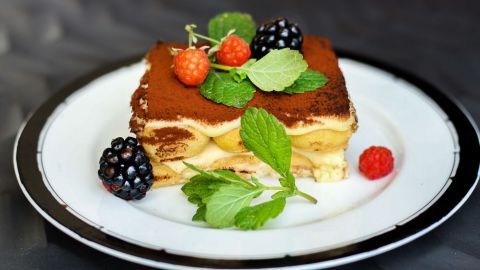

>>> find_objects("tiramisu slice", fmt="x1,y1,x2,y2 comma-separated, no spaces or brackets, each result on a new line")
130,35,357,187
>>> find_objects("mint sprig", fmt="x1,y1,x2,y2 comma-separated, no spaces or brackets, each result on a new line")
181,107,317,230
208,12,257,43
200,72,255,108
208,53,328,102
213,49,309,92
182,12,329,108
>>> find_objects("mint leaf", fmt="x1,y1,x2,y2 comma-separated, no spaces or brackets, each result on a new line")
234,198,286,230
230,59,256,83
240,108,292,177
208,12,256,43
242,49,308,92
181,174,226,205
192,206,206,221
181,107,318,230
205,184,263,228
183,162,254,188
284,70,328,94
181,174,228,222
200,72,255,108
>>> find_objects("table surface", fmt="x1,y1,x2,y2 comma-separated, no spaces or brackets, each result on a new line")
1,1,479,269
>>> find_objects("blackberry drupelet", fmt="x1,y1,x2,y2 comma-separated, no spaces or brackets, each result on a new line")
250,17,303,59
98,137,153,200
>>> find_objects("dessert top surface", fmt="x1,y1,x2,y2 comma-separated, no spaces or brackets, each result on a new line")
131,35,351,128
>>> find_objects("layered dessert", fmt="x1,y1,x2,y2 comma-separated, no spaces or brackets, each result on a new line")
97,12,402,230
96,13,398,230
130,35,357,187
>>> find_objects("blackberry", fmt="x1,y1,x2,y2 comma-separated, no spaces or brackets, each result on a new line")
98,137,153,200
251,17,303,59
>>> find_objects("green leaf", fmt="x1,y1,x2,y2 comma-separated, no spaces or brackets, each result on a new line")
234,198,286,230
240,108,292,177
208,12,257,43
192,206,206,221
205,184,263,228
230,59,256,83
183,162,254,188
200,72,255,108
181,174,224,197
283,70,328,94
187,194,202,205
181,174,229,223
181,174,226,205
180,107,319,230
242,49,308,92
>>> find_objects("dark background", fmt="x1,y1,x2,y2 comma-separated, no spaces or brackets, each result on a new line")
1,0,479,269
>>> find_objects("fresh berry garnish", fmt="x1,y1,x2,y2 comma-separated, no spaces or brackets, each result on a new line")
251,17,303,59
173,48,211,86
359,146,394,180
98,137,154,200
216,34,251,67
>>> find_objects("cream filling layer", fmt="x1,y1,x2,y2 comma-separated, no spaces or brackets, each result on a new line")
143,114,356,138
163,141,346,175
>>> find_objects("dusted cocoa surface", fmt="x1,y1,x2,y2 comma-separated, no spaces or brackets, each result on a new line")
133,35,351,127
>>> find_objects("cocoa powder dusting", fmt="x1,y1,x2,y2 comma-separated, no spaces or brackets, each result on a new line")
130,35,351,128
140,127,194,161
129,86,147,132
142,127,193,145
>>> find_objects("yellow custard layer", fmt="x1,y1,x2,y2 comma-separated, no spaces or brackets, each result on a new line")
137,124,354,187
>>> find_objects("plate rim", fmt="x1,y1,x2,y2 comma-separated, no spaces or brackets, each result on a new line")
13,51,480,269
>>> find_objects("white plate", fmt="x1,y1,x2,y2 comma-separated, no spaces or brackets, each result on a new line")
14,53,480,269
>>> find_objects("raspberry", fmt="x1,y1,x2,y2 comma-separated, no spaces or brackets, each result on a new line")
173,48,211,86
359,146,394,180
216,35,251,67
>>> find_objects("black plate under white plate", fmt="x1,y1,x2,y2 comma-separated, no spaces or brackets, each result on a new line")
13,51,480,269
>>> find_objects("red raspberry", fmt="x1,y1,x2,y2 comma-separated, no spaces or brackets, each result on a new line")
173,48,211,86
359,146,394,180
216,35,251,67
